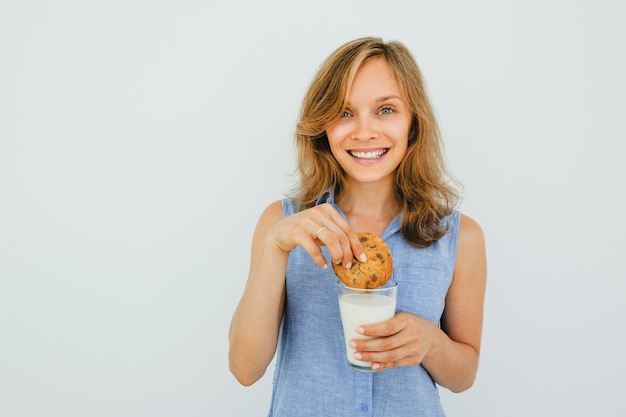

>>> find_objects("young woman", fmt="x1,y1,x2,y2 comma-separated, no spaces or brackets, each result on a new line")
229,37,487,416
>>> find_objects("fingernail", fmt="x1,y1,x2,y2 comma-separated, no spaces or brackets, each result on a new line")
356,326,364,335
359,253,367,262
371,363,380,370
345,262,352,269
322,263,328,269
349,341,356,349
353,352,362,360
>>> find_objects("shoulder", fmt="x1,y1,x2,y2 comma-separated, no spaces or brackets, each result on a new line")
458,214,484,244
254,198,302,238
258,200,284,227
249,200,285,252
455,214,487,275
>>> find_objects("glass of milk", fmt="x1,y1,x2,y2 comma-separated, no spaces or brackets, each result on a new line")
337,280,398,372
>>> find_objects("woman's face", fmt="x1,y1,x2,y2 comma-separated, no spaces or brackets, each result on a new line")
326,57,413,186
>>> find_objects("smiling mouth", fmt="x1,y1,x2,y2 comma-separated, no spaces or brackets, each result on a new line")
348,149,388,159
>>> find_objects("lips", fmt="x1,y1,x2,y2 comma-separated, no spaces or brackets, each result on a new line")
348,149,388,159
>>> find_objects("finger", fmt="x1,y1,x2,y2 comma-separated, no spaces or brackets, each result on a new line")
351,328,406,357
357,315,404,338
288,222,330,269
317,204,366,265
315,224,353,267
310,206,355,267
356,344,423,370
352,331,406,356
372,351,424,371
347,231,367,264
330,215,366,264
298,237,330,269
313,226,327,241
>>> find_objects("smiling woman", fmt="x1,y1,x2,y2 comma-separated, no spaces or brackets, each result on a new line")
294,38,459,247
228,36,487,417
325,57,412,188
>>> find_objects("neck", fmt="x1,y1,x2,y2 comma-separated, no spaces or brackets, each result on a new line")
336,179,399,235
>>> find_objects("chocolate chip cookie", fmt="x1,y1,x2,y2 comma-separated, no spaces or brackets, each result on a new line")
333,232,393,289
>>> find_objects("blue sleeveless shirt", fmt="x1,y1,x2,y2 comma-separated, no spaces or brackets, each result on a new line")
268,191,460,417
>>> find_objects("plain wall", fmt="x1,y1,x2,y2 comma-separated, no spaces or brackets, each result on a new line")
1,0,624,416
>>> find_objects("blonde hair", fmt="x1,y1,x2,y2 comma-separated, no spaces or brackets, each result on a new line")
292,37,460,247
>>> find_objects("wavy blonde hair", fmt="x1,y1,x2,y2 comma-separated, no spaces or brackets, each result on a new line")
291,37,460,248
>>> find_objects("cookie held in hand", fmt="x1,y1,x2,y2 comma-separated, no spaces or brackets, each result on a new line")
333,232,393,289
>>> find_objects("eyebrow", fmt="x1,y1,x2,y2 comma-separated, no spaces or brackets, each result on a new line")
376,95,402,102
344,95,403,107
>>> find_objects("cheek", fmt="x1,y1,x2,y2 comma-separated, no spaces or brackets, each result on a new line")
325,125,348,152
325,124,343,143
390,124,411,145
395,119,413,143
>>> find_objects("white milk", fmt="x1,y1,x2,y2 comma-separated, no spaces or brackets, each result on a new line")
338,293,396,368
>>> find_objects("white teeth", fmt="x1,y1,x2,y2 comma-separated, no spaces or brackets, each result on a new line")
350,149,387,159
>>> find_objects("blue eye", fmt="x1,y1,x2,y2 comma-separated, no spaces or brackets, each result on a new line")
380,107,394,115
340,110,351,118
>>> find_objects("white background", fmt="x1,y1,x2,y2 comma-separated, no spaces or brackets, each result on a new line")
1,1,624,416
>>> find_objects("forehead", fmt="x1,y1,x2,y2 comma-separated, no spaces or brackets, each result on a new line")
348,57,402,100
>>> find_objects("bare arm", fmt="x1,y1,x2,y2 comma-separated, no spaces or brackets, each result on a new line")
228,201,286,386
420,214,487,391
228,201,366,386
352,214,487,392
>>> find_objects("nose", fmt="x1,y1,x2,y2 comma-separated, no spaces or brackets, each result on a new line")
351,115,378,141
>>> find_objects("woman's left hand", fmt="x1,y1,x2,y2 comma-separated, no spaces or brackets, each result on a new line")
350,215,485,391
350,312,439,371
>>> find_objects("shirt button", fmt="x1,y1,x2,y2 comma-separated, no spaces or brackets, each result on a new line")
359,403,368,412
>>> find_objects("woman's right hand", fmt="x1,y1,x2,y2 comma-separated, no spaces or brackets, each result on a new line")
268,202,367,270
229,201,367,386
